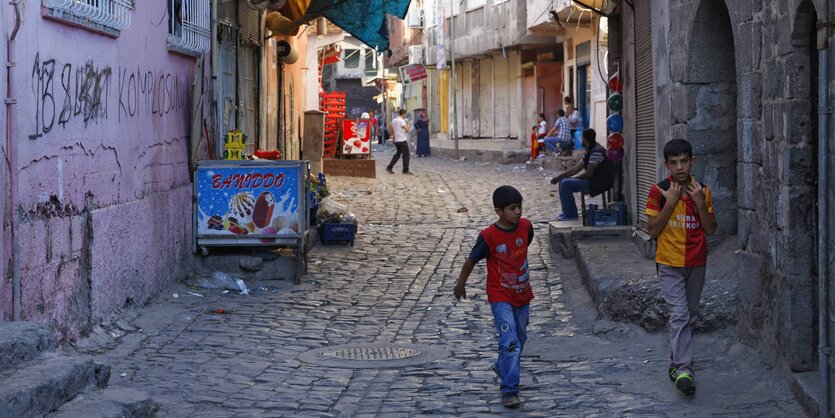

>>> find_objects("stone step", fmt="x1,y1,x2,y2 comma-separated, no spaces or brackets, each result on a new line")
0,354,110,418
0,322,55,373
48,388,159,418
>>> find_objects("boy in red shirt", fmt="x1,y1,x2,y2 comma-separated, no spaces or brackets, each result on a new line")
454,185,534,408
645,139,717,395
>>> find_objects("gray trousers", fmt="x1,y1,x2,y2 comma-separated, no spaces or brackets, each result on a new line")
658,264,706,374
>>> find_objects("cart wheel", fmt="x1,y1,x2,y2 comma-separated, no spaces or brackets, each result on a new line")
200,246,209,256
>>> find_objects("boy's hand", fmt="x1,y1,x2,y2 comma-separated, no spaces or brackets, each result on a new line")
453,283,466,300
550,176,561,185
662,182,683,207
685,182,706,206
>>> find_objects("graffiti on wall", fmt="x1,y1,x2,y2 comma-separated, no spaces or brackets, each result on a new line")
29,53,190,139
118,68,189,121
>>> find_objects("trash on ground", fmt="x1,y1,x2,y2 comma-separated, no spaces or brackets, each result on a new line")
213,308,226,314
186,291,203,297
456,207,469,213
194,271,250,294
172,293,179,299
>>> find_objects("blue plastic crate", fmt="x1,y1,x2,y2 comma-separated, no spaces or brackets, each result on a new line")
320,223,357,246
586,203,627,226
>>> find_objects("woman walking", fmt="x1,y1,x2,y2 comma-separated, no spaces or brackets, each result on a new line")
415,112,431,157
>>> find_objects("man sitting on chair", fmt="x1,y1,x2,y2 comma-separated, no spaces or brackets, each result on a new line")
549,129,615,221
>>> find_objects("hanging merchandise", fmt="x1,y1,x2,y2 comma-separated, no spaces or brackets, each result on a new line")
608,72,623,92
607,132,624,149
606,113,624,133
607,92,623,112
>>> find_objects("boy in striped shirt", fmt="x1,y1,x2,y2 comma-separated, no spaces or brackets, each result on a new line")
645,139,717,395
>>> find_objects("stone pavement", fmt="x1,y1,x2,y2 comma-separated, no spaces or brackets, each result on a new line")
73,147,804,417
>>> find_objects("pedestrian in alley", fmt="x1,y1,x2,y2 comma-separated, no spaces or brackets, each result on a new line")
454,185,534,409
542,109,572,156
415,111,431,157
386,109,413,174
549,129,615,219
564,96,583,141
645,139,717,396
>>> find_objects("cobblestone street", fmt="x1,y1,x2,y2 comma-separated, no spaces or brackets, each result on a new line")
83,149,804,417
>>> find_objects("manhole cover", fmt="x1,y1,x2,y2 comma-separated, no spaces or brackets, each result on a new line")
298,343,448,369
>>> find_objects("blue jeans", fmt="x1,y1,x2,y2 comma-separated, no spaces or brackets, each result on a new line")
490,302,530,395
542,136,572,152
558,178,590,218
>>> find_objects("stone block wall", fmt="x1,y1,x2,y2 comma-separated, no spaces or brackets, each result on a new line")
657,0,835,376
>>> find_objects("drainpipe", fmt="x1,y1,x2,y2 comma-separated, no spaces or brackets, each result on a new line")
491,55,495,140
817,9,830,418
6,0,21,321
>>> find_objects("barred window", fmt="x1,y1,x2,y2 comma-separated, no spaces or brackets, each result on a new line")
167,0,211,56
43,0,135,35
344,49,359,69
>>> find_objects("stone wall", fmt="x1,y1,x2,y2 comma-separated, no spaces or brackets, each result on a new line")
655,0,835,378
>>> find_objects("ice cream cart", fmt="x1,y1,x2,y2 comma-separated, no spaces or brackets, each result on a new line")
194,160,310,281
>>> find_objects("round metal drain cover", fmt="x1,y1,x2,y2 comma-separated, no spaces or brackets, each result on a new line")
299,343,448,369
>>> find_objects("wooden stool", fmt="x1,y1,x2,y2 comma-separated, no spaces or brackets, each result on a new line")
581,191,608,226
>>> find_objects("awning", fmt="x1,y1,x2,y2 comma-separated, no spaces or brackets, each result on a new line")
268,0,411,51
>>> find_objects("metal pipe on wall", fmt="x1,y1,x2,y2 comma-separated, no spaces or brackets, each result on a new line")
449,0,458,158
817,11,831,417
491,55,495,140
7,0,21,321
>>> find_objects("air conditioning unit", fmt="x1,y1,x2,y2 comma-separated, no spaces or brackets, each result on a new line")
407,10,424,28
408,45,423,65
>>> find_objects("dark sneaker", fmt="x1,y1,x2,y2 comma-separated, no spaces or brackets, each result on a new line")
502,394,522,408
668,366,677,382
402,171,413,175
675,371,696,395
386,168,394,174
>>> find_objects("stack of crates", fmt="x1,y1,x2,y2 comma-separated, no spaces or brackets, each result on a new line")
586,203,628,226
320,91,345,158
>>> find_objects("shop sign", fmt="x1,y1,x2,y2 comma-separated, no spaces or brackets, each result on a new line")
342,119,372,155
399,64,428,84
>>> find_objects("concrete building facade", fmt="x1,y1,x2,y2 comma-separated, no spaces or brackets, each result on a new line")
0,0,207,341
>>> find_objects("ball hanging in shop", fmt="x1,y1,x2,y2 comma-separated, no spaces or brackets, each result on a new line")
607,148,624,162
607,92,623,112
608,73,623,92
607,132,624,149
607,113,624,133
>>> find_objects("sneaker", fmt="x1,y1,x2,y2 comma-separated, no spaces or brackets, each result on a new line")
386,168,394,174
674,371,696,395
556,213,579,221
402,171,413,175
668,365,677,382
501,393,522,408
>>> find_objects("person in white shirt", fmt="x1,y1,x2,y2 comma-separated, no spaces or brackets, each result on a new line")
386,109,413,174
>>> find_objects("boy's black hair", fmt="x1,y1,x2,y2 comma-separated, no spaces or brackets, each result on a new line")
398,109,407,116
663,139,693,161
493,185,523,209
564,96,573,104
538,112,545,119
558,109,565,117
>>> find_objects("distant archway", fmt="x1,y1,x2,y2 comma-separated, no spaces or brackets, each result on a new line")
684,0,737,236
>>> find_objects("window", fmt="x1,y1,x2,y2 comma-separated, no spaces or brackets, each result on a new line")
43,0,135,35
344,49,360,69
167,0,211,56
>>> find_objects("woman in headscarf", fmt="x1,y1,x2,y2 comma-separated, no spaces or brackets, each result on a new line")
415,111,431,157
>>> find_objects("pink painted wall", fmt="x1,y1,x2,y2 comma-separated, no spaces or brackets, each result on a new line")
2,0,195,341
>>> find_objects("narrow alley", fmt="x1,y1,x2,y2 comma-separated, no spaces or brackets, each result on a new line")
74,151,803,417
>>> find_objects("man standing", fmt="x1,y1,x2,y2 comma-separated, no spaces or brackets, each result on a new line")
386,109,413,174
368,110,378,144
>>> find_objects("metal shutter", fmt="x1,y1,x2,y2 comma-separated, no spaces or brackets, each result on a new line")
239,2,262,45
634,0,656,227
218,0,238,27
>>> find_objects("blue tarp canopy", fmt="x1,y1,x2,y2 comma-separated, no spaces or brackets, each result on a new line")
298,0,412,51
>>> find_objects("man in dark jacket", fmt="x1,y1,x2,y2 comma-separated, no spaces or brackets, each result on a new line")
549,129,615,221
